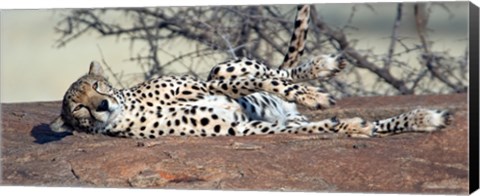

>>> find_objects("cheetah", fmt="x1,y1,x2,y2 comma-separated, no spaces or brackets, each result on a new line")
49,5,452,139
49,62,450,139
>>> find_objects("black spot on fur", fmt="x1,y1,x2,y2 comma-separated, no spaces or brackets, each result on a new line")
228,128,236,136
294,19,302,28
288,46,296,52
251,121,262,127
182,116,188,124
212,67,220,74
226,66,235,72
261,127,269,133
200,118,209,126
214,125,221,133
394,121,400,130
221,83,228,90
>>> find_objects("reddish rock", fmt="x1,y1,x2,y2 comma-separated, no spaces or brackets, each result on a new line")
1,93,468,194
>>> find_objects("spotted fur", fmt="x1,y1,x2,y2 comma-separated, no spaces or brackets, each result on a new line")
49,62,451,139
50,4,451,139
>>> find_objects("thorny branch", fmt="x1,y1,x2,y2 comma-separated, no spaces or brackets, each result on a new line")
55,4,468,96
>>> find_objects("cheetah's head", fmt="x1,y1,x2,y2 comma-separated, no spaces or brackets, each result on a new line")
50,61,121,133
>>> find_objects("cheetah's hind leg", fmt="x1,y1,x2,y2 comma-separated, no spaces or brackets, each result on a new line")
287,53,347,83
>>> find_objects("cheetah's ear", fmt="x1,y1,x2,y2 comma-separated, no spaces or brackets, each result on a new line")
50,116,72,133
88,61,105,77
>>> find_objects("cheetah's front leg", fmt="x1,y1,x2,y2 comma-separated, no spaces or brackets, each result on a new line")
207,77,335,110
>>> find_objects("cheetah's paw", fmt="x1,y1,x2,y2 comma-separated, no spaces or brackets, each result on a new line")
334,117,377,138
311,55,347,81
296,87,335,110
411,109,452,132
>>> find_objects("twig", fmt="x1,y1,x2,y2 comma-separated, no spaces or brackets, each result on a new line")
199,20,239,59
96,45,126,88
414,3,464,92
310,6,413,94
55,5,467,96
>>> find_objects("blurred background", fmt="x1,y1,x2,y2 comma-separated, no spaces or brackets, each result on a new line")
0,2,469,103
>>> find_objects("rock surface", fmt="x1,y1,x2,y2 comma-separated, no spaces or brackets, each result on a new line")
1,93,468,194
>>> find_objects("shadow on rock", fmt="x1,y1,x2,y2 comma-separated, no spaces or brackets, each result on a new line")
31,124,72,144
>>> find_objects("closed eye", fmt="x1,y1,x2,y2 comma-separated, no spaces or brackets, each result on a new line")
73,104,85,112
92,81,99,90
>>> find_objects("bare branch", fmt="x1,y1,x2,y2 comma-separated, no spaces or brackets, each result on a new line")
384,3,403,69
54,4,467,96
414,3,466,93
310,6,413,94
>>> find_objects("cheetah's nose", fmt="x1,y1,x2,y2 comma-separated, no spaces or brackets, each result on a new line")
337,55,345,61
97,100,109,112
